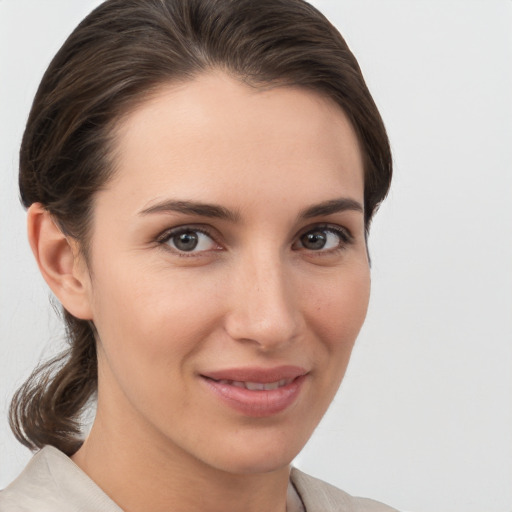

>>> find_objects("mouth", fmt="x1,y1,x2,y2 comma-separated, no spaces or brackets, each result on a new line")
210,378,294,391
200,366,308,417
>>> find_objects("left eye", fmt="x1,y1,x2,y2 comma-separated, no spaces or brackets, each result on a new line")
295,228,348,251
163,229,217,253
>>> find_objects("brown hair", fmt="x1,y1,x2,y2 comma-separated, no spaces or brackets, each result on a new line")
10,0,392,455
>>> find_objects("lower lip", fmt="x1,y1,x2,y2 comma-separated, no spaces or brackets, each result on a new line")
201,375,306,417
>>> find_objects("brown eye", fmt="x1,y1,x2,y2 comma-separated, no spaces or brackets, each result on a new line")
295,227,350,251
172,231,199,251
162,228,218,253
301,231,328,250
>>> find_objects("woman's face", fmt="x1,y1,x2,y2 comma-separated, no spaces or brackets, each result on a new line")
80,72,370,474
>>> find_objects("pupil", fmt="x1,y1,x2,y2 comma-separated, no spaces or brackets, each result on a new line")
303,231,326,250
174,232,198,251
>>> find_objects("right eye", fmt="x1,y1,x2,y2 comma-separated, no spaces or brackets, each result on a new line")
159,228,219,254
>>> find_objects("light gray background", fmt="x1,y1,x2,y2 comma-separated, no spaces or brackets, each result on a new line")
1,1,511,511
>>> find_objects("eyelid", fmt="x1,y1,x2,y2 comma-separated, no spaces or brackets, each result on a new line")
156,225,211,243
153,222,354,256
156,224,222,255
297,223,353,242
293,223,354,251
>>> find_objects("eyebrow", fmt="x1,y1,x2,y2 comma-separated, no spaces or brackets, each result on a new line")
299,198,363,219
139,197,363,222
139,200,241,222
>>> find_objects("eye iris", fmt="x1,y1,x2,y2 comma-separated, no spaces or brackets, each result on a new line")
302,231,327,250
173,232,199,251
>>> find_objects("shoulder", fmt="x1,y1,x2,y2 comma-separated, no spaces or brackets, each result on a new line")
0,446,122,512
290,468,399,512
0,448,62,512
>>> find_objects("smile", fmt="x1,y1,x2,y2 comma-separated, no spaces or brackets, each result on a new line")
213,379,292,391
200,366,308,417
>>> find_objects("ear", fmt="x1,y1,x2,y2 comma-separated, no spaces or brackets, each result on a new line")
27,203,93,320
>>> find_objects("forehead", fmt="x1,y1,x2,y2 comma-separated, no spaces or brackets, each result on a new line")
103,71,364,212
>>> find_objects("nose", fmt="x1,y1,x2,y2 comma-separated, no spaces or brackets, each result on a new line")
224,251,301,352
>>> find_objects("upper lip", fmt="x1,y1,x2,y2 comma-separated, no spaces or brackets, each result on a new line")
201,365,308,383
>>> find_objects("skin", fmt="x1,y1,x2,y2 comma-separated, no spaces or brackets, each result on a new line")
29,72,370,512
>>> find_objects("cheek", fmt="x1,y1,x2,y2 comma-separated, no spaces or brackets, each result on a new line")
90,263,226,366
302,261,371,358
294,261,370,429
90,264,229,420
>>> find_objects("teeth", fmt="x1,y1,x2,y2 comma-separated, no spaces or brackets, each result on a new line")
245,382,268,391
217,379,290,390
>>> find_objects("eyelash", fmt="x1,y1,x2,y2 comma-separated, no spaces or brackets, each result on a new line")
155,223,353,256
156,226,219,256
294,224,353,253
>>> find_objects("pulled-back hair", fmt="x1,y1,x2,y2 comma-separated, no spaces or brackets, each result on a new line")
10,0,392,455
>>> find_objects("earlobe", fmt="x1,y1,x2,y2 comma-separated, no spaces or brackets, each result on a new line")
27,203,93,320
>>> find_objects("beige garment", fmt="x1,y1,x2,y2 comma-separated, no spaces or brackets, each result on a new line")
290,468,399,512
0,446,397,511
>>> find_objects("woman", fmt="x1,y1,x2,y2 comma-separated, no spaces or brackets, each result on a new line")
1,0,395,510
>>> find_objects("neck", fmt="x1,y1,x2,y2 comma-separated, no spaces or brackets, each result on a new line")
72,411,291,512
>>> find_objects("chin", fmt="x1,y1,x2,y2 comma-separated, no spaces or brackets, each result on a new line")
214,451,296,476
196,427,309,476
